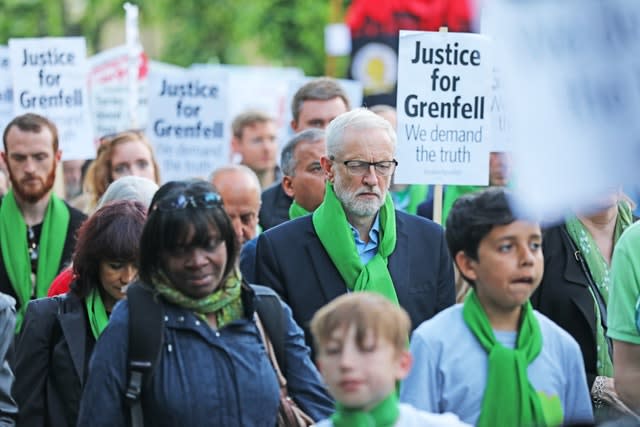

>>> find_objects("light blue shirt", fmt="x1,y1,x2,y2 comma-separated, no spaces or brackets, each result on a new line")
400,304,593,425
349,214,380,265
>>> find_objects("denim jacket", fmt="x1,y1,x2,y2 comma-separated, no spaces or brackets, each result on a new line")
77,285,333,427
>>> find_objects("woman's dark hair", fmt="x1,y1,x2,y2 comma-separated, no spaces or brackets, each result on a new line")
139,179,238,285
72,200,147,298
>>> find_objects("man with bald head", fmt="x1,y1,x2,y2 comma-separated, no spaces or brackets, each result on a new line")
210,164,262,246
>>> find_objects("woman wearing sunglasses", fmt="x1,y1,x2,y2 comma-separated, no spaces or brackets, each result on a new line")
14,200,146,427
77,179,333,427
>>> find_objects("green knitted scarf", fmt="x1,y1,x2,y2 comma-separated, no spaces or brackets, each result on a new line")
0,190,70,332
464,290,563,427
312,182,398,304
153,270,244,328
85,288,110,339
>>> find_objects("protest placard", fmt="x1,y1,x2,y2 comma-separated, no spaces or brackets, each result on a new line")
148,64,228,182
88,45,149,146
9,37,93,160
483,0,640,219
0,47,12,135
394,30,492,185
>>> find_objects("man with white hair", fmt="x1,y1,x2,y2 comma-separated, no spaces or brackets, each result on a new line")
256,108,455,350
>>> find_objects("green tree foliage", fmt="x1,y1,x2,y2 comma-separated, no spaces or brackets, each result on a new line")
0,0,338,76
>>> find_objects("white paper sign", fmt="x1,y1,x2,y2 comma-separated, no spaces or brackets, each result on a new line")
9,37,93,160
484,0,640,219
395,31,492,185
0,47,12,136
88,45,149,146
148,65,229,182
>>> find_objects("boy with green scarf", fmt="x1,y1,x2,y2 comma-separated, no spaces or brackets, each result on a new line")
311,292,469,427
400,187,593,426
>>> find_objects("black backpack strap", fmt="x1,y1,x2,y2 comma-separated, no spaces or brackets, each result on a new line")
254,291,287,374
126,282,164,427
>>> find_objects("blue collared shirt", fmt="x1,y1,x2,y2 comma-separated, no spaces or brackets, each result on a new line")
349,214,380,265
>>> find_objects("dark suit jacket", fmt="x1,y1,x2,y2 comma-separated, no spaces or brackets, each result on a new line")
14,291,94,427
255,211,456,351
0,199,86,311
259,181,292,232
531,224,601,388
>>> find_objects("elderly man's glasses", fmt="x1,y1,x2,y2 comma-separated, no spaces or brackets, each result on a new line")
336,158,398,177
153,192,222,211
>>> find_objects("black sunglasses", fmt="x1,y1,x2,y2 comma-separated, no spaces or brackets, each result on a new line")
152,192,223,211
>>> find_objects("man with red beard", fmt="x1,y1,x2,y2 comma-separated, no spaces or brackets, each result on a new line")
0,113,85,331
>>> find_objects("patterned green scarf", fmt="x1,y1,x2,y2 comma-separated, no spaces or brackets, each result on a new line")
153,269,244,328
288,200,310,220
565,201,633,378
85,288,109,339
0,190,70,332
331,392,399,427
312,182,398,305
464,290,563,427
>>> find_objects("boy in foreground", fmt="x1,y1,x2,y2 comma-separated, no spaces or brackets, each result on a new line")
400,187,593,426
310,292,469,427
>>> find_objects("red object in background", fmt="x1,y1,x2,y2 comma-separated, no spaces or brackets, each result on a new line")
47,267,74,297
346,0,475,107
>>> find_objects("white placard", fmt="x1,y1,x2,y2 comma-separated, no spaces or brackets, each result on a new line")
88,45,149,146
395,30,492,185
148,65,229,182
0,47,12,136
9,37,93,160
484,0,640,219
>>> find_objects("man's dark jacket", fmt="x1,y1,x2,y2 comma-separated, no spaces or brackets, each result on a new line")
255,210,456,351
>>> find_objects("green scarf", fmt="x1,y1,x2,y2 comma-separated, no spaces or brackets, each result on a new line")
464,290,563,427
331,392,399,427
565,201,633,378
85,288,110,339
153,270,244,328
391,185,429,215
312,182,398,305
288,200,310,220
0,190,70,332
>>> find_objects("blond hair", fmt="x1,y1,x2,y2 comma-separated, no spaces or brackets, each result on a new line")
310,292,410,354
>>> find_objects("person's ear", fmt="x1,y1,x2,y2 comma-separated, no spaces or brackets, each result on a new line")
320,156,334,183
282,175,295,198
395,349,413,381
55,150,62,162
231,135,241,153
290,119,299,133
455,251,478,283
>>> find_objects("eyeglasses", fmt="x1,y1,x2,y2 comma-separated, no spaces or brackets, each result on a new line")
337,158,398,177
153,192,223,211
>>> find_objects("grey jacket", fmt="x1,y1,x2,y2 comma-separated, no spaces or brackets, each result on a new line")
0,293,17,426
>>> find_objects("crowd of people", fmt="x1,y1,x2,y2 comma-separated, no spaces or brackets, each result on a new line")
0,76,638,427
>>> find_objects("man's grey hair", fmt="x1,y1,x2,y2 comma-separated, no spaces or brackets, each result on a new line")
280,129,325,177
291,77,350,123
210,164,261,193
95,176,159,212
325,108,396,159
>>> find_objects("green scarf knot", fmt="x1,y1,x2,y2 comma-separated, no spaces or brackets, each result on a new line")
463,290,563,427
331,392,399,427
312,182,398,305
0,190,70,332
153,269,244,328
288,200,310,220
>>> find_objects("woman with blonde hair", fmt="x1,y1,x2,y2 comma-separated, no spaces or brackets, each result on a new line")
73,131,160,213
